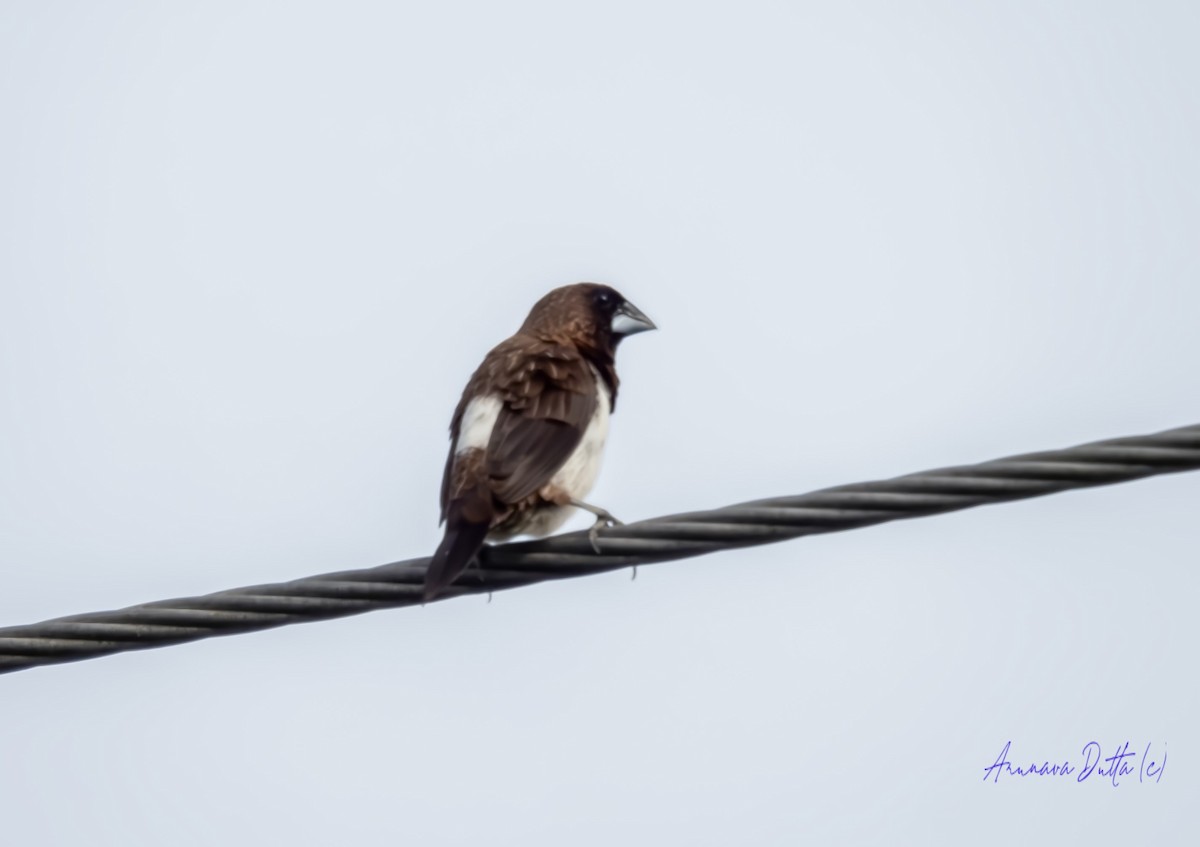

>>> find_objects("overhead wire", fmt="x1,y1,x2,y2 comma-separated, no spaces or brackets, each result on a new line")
1,423,1197,675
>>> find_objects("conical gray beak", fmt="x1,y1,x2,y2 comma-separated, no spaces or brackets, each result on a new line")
611,300,657,336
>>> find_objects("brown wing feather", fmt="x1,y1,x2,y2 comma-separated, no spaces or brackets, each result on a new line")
439,337,598,516
485,344,596,503
487,404,591,502
438,439,456,523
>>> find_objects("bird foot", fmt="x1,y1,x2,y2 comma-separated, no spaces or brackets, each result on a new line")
569,499,623,554
586,510,623,554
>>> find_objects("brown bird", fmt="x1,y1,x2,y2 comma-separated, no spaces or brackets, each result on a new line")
424,283,656,602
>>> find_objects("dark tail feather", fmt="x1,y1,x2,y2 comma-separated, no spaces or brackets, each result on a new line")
424,511,491,603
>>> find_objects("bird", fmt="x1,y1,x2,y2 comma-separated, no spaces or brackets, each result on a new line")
423,283,656,602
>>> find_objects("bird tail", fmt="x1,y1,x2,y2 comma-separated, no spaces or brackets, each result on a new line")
424,503,491,603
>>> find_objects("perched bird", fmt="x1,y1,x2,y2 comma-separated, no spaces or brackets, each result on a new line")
424,283,656,602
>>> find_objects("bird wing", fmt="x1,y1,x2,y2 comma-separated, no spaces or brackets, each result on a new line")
440,339,598,512
485,347,597,503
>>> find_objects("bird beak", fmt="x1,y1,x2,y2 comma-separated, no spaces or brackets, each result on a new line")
611,300,657,336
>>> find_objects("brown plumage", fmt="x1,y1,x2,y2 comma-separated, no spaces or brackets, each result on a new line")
424,283,656,601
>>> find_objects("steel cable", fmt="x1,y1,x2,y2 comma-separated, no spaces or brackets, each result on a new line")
2,423,1198,675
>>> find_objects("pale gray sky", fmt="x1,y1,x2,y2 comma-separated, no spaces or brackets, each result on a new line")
2,2,1198,844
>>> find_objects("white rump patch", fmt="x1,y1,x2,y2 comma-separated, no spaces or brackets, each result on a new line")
455,395,502,455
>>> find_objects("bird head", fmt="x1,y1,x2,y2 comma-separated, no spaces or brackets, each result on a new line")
519,283,656,353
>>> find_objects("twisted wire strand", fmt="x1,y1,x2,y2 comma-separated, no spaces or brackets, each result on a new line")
2,423,1198,675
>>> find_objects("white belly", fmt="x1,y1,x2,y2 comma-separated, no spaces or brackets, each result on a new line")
548,376,610,501
515,376,610,538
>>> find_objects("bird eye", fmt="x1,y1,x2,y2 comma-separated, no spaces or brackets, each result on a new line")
593,290,615,309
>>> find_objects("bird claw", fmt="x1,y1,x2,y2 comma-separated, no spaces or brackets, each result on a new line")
586,510,623,554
